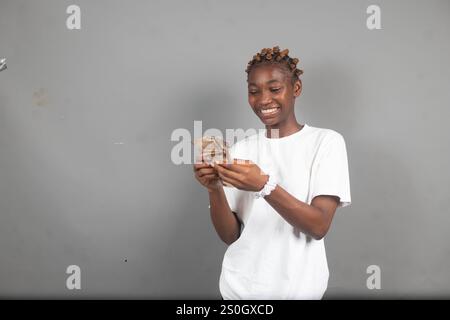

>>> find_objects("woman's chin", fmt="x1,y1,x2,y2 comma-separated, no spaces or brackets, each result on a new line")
260,116,279,126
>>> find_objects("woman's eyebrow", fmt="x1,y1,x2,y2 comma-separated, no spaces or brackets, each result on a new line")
248,79,281,86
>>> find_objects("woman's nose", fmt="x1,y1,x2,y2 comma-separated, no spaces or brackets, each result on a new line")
259,90,272,105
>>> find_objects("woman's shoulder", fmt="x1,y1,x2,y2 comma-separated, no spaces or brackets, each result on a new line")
306,124,345,144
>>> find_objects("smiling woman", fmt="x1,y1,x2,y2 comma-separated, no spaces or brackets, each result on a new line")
193,46,351,300
246,47,304,138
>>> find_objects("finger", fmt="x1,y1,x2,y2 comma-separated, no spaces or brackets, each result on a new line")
219,174,241,188
198,168,217,177
219,158,252,172
202,173,219,180
221,158,251,166
217,165,242,182
193,162,211,171
194,162,208,169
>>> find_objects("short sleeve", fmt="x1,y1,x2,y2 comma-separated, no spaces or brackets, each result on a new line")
223,179,254,226
223,186,239,213
309,133,351,208
222,142,239,213
221,139,253,217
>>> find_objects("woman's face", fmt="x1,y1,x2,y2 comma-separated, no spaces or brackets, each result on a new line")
247,64,301,127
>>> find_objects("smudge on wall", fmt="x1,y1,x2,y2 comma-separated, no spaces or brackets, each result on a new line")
33,88,49,107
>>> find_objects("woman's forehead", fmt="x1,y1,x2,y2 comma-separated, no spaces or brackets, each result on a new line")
248,64,289,85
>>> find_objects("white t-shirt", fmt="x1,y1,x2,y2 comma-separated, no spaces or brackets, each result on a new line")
219,123,351,300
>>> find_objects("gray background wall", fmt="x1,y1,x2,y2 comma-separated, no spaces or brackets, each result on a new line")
0,0,449,298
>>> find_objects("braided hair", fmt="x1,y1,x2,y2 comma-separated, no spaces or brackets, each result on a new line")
245,46,303,85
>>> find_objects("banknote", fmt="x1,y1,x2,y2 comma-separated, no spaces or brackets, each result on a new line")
192,136,234,187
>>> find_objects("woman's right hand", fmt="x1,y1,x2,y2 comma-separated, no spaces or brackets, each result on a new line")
193,161,222,192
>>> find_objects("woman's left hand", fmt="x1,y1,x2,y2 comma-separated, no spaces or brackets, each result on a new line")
215,159,268,191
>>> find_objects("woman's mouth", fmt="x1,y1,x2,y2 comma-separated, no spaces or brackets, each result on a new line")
260,107,281,117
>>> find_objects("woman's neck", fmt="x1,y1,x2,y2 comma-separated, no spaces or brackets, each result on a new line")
265,118,303,139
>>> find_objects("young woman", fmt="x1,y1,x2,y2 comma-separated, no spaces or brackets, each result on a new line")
193,46,351,299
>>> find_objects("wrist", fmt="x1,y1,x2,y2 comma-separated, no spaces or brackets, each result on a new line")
254,172,278,199
207,184,223,194
257,175,269,191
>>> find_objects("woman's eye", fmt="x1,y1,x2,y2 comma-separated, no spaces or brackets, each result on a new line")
249,91,258,95
271,88,281,92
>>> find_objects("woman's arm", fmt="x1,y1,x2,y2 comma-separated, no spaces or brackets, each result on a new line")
264,185,339,240
208,186,241,245
216,161,340,240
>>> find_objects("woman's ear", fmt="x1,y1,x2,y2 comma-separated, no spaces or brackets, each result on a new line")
293,80,302,98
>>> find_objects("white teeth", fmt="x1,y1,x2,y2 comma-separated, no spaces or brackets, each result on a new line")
261,107,279,114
